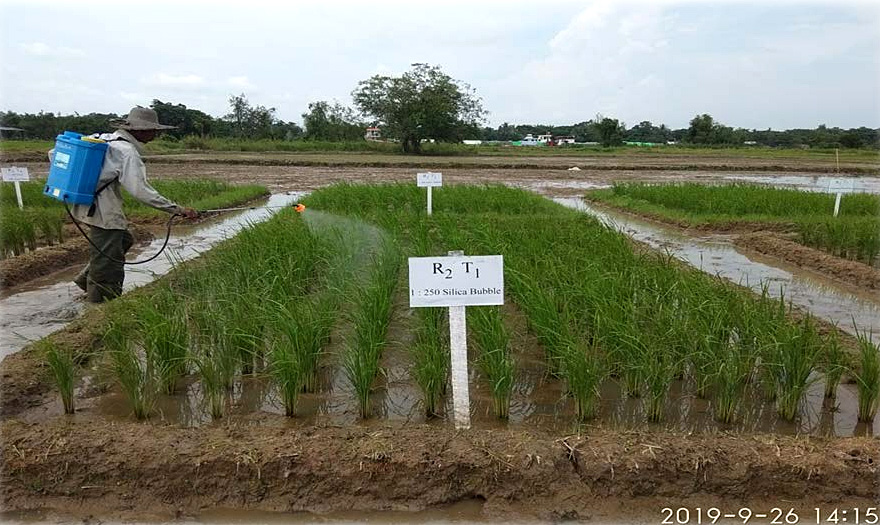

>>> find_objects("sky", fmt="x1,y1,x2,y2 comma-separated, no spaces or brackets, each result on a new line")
1,0,878,130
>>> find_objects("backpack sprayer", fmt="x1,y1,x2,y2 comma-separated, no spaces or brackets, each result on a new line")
43,131,304,265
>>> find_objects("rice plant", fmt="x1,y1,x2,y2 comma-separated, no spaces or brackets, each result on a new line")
710,341,757,423
561,341,607,421
343,242,400,418
852,326,880,422
612,324,647,399
133,288,188,394
469,306,514,419
511,275,573,375
821,328,847,399
223,292,264,376
267,334,305,417
642,346,678,423
40,339,77,414
188,298,239,418
411,307,449,416
0,207,37,256
265,295,336,410
190,295,241,389
104,318,159,420
190,348,227,420
770,316,822,421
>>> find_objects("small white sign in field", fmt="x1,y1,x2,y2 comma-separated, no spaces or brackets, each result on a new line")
827,177,856,217
408,255,504,308
416,171,442,187
410,251,504,430
827,178,855,194
1,167,30,209
1,167,29,182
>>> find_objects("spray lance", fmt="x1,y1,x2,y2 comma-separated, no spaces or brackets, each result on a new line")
43,130,306,265
64,201,306,265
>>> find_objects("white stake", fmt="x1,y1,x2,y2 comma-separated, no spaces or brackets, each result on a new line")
14,181,23,209
447,249,470,430
427,186,433,216
833,192,842,217
835,148,840,173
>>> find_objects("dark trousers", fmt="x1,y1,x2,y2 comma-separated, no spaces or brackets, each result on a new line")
74,226,134,303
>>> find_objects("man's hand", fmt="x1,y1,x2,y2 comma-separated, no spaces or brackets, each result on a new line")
179,207,199,219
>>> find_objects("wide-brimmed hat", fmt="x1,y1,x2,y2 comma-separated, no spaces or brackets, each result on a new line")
110,106,176,131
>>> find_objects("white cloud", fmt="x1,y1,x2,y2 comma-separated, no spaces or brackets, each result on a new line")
227,76,256,90
145,73,205,88
19,42,85,58
489,1,879,128
120,92,145,102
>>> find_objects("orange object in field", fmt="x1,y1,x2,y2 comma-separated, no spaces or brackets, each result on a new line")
294,204,306,213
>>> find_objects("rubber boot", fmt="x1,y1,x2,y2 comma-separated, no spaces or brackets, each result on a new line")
73,265,89,292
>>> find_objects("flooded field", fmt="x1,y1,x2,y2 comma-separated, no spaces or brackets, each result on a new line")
556,198,880,343
8,192,877,438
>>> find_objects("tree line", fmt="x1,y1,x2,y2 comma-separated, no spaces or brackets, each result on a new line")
482,115,880,149
0,96,305,142
2,63,877,150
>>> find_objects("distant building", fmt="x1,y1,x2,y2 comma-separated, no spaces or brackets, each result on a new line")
518,133,554,146
462,139,482,145
519,134,540,146
555,135,575,145
743,141,757,145
0,126,24,139
364,127,381,141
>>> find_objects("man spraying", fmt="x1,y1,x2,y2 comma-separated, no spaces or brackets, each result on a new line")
52,106,198,303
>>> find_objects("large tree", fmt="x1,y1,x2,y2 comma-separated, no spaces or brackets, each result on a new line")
302,101,363,141
595,116,626,147
223,93,279,139
352,63,485,153
150,100,214,138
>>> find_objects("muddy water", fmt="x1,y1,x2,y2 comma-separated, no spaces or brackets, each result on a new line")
0,192,305,360
555,198,880,345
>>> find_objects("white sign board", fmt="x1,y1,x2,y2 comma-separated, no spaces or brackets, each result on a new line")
1,167,29,182
409,255,504,307
827,178,855,194
417,172,442,187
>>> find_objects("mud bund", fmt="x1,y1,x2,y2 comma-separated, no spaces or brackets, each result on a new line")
0,420,877,522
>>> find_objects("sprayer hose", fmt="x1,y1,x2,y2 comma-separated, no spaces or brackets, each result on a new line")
64,202,179,265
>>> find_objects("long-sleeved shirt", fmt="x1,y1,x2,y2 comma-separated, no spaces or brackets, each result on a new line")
49,130,182,230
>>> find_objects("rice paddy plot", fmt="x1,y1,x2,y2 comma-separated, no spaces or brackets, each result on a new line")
588,182,880,265
37,183,880,436
558,198,880,345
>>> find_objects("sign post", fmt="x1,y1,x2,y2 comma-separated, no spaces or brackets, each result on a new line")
417,172,442,215
1,167,30,209
828,178,855,218
409,252,504,429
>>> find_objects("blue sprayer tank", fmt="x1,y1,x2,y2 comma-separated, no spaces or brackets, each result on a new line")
43,131,109,205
